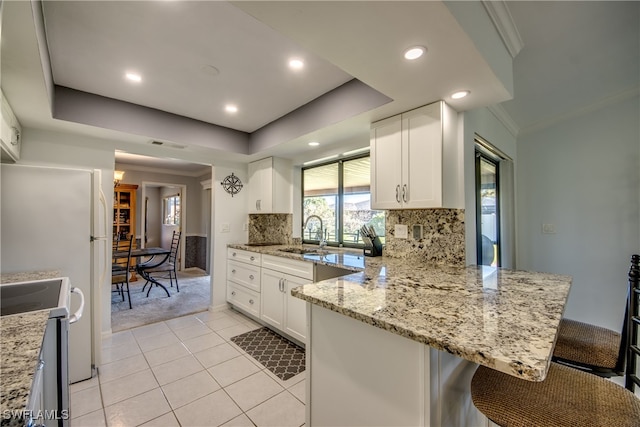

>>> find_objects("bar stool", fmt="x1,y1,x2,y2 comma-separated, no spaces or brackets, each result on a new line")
552,254,639,376
470,267,640,427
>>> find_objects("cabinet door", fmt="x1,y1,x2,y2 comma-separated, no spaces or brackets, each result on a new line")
402,103,442,208
371,115,403,209
260,269,284,329
248,158,273,213
284,274,310,343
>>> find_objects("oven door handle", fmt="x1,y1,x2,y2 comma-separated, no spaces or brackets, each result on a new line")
69,287,85,324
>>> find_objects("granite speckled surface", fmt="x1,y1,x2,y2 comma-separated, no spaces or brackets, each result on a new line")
385,209,466,266
248,213,293,245
227,244,571,381
1,271,60,427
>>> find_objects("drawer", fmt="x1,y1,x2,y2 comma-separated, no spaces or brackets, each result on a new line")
227,248,261,265
227,282,260,318
262,254,314,280
227,259,261,292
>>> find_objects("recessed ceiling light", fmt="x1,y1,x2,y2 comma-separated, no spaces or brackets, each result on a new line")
403,46,426,60
289,58,304,70
125,72,142,82
225,105,238,113
308,141,320,147
451,90,470,99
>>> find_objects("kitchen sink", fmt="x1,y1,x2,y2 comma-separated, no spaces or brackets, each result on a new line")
278,247,319,255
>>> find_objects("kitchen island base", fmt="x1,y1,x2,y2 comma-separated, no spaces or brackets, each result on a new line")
306,304,489,427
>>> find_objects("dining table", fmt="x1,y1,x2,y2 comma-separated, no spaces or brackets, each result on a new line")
113,247,172,297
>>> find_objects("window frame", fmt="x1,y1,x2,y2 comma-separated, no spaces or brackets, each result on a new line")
475,146,501,266
302,153,379,248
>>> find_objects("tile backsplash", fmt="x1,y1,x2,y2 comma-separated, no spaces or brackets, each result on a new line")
248,213,293,245
384,209,465,266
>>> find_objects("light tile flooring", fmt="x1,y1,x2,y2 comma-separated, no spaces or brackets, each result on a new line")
70,309,305,427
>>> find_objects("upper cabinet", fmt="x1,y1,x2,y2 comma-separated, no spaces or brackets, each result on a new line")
1,90,22,163
247,157,293,213
370,101,462,209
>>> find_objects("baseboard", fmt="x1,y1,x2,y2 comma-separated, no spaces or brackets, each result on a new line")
210,303,230,312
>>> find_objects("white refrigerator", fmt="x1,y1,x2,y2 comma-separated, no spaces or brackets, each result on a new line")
1,164,108,383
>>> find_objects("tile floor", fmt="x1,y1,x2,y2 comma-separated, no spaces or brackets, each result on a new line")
70,309,305,427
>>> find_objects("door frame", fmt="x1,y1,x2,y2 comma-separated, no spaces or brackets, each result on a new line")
140,181,187,271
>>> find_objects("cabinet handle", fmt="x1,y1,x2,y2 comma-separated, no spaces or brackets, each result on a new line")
249,299,254,305
249,274,254,280
278,278,284,292
402,184,408,203
232,252,236,257
231,269,236,274
250,256,255,261
396,185,401,203
231,291,236,296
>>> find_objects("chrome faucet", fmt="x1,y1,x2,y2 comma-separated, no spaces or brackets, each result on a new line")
303,215,327,248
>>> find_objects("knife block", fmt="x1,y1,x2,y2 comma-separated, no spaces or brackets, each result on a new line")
363,236,383,257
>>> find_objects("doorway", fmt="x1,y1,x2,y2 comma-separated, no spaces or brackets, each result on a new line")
109,152,214,333
474,136,515,268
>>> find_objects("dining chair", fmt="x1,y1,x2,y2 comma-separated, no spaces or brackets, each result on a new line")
552,254,639,376
112,235,134,309
140,230,181,293
470,266,640,427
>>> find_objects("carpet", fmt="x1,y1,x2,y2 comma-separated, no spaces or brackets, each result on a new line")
111,270,210,332
230,327,305,381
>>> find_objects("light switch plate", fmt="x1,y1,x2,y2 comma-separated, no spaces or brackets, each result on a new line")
220,223,230,233
395,224,408,239
542,223,556,234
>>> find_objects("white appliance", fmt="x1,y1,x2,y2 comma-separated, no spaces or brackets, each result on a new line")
1,277,85,426
1,164,108,383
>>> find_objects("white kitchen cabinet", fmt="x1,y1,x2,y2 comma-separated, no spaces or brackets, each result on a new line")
1,90,22,162
227,248,262,320
370,100,462,209
260,254,312,343
247,156,293,213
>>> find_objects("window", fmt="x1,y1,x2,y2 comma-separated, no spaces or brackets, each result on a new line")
476,151,500,266
302,155,384,247
163,194,180,226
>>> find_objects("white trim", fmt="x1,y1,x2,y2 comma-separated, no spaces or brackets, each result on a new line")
482,0,524,58
115,162,211,177
200,179,212,190
185,233,207,238
520,86,640,136
487,104,520,138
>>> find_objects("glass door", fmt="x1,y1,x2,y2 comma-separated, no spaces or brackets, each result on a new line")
476,152,500,266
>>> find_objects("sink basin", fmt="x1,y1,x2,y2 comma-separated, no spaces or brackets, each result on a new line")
278,247,319,255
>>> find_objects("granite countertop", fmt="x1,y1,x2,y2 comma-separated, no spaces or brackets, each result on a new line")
1,271,61,427
228,244,572,381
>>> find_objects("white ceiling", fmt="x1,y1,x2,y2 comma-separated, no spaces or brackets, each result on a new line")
1,1,638,172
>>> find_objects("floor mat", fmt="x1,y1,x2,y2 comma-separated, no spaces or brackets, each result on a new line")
230,327,305,381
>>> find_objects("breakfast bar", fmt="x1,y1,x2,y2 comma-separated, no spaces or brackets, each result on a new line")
291,257,572,426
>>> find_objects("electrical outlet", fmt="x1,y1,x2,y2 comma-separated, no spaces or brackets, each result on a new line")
542,223,556,234
395,224,408,239
220,223,230,233
243,223,248,231
412,224,423,240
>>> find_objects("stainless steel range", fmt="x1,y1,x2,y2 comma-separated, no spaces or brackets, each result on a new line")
1,277,84,427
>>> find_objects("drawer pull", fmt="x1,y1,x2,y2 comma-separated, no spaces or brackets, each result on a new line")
250,256,255,261
249,274,254,280
231,291,237,296
232,252,237,257
249,299,254,305
231,269,236,274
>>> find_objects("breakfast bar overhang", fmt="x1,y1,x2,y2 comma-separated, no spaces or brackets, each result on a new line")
292,261,572,426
